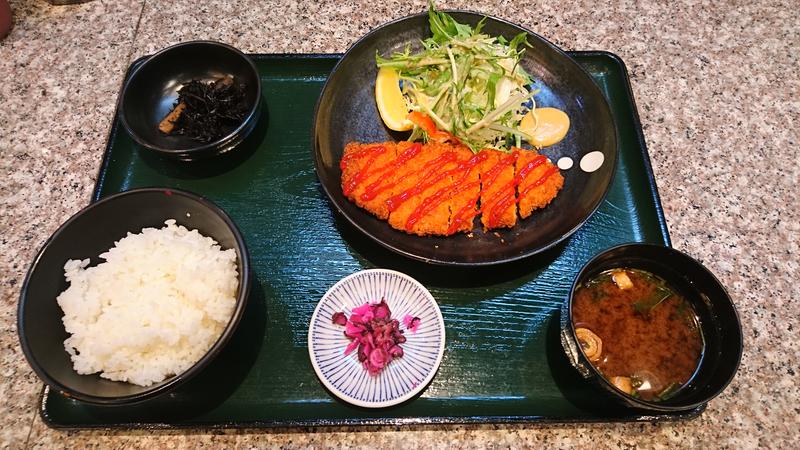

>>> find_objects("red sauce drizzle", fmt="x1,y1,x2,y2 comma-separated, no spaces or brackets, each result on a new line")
404,153,485,230
487,159,558,228
340,144,383,171
360,143,422,201
446,193,480,235
385,151,460,212
485,155,547,228
519,165,559,198
344,145,559,234
480,151,519,193
482,156,542,214
441,150,519,232
341,145,386,196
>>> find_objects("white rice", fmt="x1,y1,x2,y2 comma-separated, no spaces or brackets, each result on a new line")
56,219,238,387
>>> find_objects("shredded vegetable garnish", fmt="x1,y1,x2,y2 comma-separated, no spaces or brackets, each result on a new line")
376,2,538,152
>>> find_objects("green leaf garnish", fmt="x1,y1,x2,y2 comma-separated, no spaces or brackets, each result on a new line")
656,382,682,400
375,1,536,152
633,284,673,314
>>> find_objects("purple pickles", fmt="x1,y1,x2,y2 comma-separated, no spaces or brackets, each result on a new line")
373,299,392,320
331,312,347,326
330,298,408,376
389,345,404,358
403,314,422,333
344,339,359,356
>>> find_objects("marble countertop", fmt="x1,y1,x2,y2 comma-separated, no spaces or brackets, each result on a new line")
1,0,797,448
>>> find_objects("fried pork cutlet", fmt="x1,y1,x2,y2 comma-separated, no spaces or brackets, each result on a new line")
386,142,458,236
446,146,483,234
478,149,518,230
341,141,477,236
516,150,564,218
340,142,563,236
340,141,401,219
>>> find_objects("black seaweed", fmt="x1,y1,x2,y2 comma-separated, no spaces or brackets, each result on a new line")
172,77,248,143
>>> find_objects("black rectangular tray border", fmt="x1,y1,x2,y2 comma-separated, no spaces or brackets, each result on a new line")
40,385,702,430
42,52,697,430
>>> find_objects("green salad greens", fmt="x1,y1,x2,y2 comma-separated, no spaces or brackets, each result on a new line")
376,2,538,152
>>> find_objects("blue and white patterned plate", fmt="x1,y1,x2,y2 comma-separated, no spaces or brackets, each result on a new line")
308,269,445,408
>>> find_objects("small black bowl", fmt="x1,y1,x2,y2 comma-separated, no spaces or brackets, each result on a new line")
120,41,261,160
17,188,251,405
560,243,742,412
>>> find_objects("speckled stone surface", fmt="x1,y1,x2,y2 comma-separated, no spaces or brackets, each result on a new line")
1,0,797,448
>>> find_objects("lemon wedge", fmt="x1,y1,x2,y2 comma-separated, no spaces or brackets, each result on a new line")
375,67,413,131
520,107,570,147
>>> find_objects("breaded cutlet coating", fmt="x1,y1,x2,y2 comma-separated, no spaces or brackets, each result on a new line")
516,150,564,218
444,145,482,234
340,142,564,236
340,142,399,219
479,149,517,230
388,142,460,236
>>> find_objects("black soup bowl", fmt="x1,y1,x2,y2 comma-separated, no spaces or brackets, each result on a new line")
560,243,742,412
18,188,251,405
120,40,261,160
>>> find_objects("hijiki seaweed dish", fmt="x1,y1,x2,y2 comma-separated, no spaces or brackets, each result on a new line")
159,76,248,143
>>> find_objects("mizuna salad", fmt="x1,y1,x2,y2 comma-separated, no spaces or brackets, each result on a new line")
375,3,569,152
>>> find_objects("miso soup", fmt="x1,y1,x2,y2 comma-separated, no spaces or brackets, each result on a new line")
572,268,704,402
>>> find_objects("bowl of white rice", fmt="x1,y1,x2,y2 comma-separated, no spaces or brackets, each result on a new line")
17,187,250,405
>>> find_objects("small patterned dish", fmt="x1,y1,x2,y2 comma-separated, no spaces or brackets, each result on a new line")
308,269,446,408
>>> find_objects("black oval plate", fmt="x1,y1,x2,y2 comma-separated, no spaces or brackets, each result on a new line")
313,11,617,266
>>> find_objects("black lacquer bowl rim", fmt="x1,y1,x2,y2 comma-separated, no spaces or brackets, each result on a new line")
119,40,262,159
17,187,251,405
312,10,618,267
562,242,743,412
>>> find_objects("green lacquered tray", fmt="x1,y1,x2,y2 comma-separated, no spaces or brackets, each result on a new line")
41,52,702,428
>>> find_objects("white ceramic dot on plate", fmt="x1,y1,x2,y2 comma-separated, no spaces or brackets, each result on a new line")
307,269,446,408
